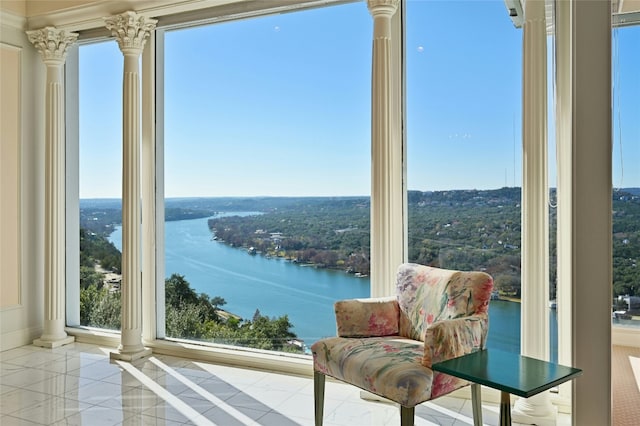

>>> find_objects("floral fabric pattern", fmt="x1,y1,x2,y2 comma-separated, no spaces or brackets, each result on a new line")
396,263,493,342
423,315,488,368
312,336,433,407
335,296,399,337
312,263,494,408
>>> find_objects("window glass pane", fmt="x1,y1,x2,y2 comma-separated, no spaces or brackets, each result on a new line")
78,41,123,331
406,0,523,354
612,24,640,328
161,3,372,353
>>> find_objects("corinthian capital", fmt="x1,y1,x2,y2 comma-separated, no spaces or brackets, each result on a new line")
26,27,78,66
104,11,157,56
367,0,400,17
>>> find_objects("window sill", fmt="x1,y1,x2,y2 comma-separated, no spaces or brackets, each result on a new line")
66,327,313,377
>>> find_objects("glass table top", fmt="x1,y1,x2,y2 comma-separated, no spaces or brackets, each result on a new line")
432,349,583,398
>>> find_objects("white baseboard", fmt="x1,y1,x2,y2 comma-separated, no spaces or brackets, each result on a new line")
0,326,41,352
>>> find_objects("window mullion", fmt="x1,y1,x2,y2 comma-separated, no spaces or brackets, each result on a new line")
141,30,158,344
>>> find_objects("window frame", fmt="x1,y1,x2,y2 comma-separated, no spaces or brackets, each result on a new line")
64,0,391,373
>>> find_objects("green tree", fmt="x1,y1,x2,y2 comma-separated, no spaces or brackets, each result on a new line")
87,287,121,329
166,304,213,339
80,266,103,290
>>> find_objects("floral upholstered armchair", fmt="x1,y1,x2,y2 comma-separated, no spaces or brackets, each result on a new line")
311,263,494,426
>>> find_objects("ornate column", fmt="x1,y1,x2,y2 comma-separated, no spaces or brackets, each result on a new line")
104,11,157,361
27,27,78,349
513,0,555,424
367,0,404,297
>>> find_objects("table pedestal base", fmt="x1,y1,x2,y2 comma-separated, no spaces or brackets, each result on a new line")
500,391,512,426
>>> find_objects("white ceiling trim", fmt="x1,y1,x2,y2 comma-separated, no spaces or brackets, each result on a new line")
25,0,352,32
25,0,245,31
0,8,27,30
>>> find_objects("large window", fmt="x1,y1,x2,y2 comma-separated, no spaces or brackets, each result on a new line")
157,3,372,352
70,2,374,356
611,23,640,328
76,40,123,332
67,0,638,371
406,0,524,354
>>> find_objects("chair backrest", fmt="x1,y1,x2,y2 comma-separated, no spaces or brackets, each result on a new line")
396,263,493,341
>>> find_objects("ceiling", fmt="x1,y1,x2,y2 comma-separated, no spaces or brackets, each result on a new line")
1,0,639,30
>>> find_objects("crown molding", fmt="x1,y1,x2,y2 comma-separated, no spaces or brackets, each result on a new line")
0,9,27,30
25,0,244,32
24,0,351,36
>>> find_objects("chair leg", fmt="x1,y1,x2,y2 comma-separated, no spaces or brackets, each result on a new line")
314,371,325,426
400,405,414,426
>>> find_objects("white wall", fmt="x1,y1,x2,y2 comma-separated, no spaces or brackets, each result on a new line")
0,12,45,351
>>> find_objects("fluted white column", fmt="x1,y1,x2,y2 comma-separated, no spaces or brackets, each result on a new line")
513,1,555,424
105,11,156,361
27,27,78,349
367,0,403,297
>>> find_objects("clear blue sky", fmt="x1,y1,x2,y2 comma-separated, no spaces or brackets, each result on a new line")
79,0,639,199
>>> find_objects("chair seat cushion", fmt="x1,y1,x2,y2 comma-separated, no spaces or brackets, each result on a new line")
311,336,434,407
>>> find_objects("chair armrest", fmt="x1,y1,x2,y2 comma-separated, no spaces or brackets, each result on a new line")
422,313,488,368
335,296,399,337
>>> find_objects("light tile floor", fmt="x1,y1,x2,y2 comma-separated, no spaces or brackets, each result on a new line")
0,343,569,426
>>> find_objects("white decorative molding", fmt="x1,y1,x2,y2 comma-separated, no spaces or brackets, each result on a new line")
26,0,222,31
513,0,555,422
27,26,77,350
24,0,342,32
367,0,400,15
104,11,157,55
0,326,43,352
107,11,155,361
520,0,549,362
0,9,27,30
367,0,403,297
26,27,78,65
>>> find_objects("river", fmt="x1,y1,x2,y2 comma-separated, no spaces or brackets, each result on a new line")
109,215,557,359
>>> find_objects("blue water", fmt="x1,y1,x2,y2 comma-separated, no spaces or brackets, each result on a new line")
109,216,557,358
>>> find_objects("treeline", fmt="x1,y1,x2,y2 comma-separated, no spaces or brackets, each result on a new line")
165,273,298,351
81,273,300,352
80,188,640,301
207,188,640,299
80,200,217,238
207,190,523,290
209,198,370,275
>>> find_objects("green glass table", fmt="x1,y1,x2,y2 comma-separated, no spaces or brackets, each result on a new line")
432,349,582,426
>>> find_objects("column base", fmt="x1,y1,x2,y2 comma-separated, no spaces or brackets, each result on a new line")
512,395,558,426
110,347,152,362
33,335,75,349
